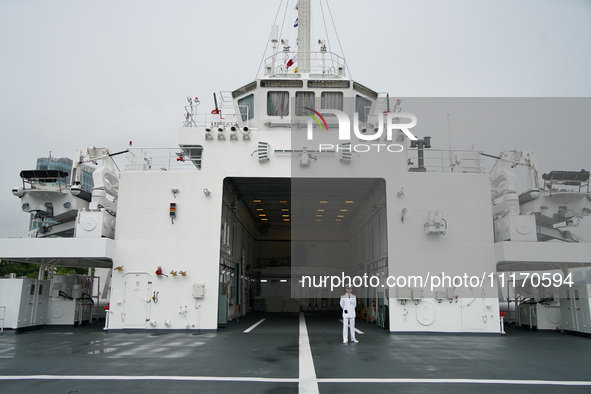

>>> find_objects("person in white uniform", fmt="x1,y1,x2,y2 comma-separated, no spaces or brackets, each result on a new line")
340,285,358,343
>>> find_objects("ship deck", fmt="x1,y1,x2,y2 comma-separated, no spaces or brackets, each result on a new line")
1,312,590,393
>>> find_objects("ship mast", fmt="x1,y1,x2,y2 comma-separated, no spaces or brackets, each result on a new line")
298,0,311,73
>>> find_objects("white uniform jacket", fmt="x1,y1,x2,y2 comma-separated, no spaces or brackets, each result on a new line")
340,293,356,318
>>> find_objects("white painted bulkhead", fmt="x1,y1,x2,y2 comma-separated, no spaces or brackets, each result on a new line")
386,172,500,332
106,117,500,332
108,138,292,330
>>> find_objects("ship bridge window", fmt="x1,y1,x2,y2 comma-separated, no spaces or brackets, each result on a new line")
308,80,350,88
353,82,378,99
267,91,290,116
232,81,257,98
356,95,372,122
260,80,303,88
321,92,343,111
238,94,254,121
295,92,315,116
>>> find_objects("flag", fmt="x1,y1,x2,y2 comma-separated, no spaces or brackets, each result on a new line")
294,18,298,27
286,54,298,69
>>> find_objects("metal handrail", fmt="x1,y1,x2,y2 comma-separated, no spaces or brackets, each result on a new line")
0,306,6,334
124,148,198,172
183,111,250,129
406,148,485,173
263,50,348,77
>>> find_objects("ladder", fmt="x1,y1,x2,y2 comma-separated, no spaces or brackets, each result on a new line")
219,91,237,122
367,92,389,125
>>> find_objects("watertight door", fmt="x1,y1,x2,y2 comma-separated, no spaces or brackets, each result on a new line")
460,286,486,331
122,273,152,327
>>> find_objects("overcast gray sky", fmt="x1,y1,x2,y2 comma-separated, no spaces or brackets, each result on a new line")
1,0,590,237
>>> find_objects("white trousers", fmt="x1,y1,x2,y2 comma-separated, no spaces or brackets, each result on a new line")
343,317,356,342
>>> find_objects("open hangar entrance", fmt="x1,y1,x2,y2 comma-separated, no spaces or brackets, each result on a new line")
218,177,389,327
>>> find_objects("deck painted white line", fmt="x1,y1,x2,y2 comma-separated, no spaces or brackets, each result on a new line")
243,318,266,333
0,375,298,383
299,312,319,394
317,378,591,386
338,319,364,335
1,375,590,387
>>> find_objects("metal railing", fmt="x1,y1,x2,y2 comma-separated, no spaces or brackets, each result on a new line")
0,306,5,334
264,51,348,76
406,149,484,173
184,109,250,130
183,94,251,130
123,148,198,171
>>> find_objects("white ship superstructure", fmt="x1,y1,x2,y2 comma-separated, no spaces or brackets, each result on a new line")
1,0,591,336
